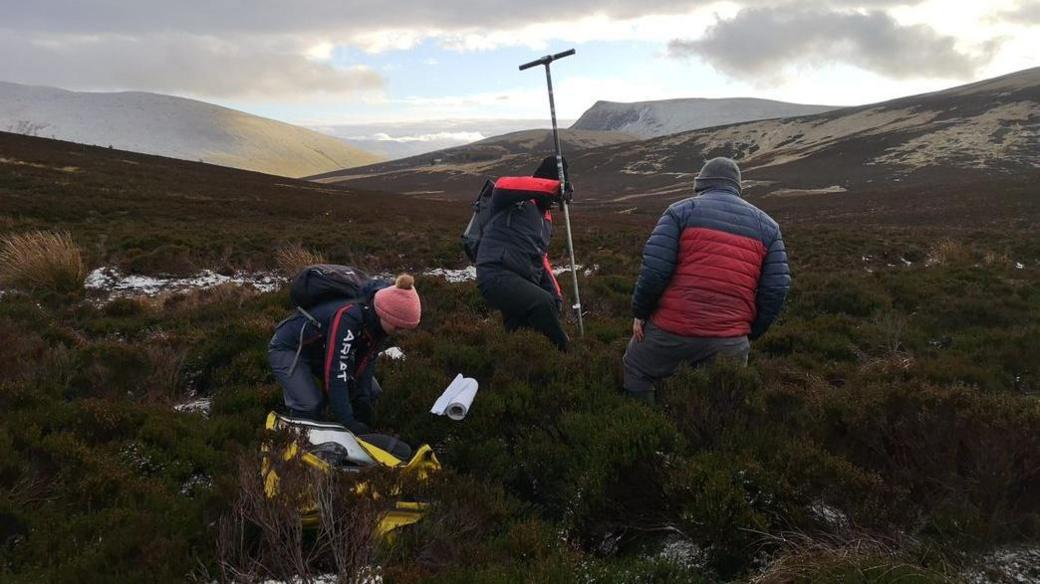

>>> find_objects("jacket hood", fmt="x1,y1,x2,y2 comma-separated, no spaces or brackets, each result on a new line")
695,180,742,197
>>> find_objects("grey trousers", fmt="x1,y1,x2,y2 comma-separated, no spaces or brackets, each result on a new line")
623,321,749,402
268,349,381,420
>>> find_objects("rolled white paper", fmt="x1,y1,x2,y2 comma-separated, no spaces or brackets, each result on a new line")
431,374,479,421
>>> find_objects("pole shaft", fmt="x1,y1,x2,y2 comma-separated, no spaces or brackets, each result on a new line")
543,65,585,337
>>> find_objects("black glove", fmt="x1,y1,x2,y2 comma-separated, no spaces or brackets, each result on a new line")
347,420,371,435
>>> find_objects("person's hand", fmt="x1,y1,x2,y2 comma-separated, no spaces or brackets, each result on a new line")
562,182,574,204
632,318,646,342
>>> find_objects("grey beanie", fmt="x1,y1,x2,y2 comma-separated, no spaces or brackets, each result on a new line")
694,157,742,193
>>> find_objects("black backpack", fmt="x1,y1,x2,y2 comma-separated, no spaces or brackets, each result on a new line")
290,264,370,310
461,178,499,263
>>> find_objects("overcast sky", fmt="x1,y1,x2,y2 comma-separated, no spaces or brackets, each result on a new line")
1,0,1037,128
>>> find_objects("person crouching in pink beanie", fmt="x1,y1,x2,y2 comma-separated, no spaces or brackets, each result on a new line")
269,273,421,457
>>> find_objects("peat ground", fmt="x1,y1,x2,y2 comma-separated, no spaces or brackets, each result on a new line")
0,132,1038,582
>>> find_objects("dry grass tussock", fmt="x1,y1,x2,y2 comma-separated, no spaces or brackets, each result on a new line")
925,238,972,266
275,243,326,277
752,533,948,583
0,230,86,292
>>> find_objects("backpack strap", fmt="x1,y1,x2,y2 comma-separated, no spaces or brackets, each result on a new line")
500,201,524,229
289,307,322,376
297,306,321,328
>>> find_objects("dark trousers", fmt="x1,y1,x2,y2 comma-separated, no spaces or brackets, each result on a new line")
268,349,380,431
623,321,749,404
478,269,569,350
268,350,410,460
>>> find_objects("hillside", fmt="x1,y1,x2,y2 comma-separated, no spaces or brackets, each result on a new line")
313,67,1039,217
571,97,836,138
0,131,1038,582
314,119,573,161
0,81,380,177
308,127,636,195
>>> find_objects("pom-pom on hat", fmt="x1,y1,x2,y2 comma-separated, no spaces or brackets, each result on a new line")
374,274,421,330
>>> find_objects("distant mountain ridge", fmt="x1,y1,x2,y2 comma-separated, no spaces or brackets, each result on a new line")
308,128,636,189
0,81,380,177
314,119,578,161
571,97,837,138
311,67,1040,210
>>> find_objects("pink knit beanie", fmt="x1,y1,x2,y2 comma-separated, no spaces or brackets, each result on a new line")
374,274,421,330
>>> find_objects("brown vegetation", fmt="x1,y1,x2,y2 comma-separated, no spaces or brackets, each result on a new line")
275,243,327,277
0,230,86,292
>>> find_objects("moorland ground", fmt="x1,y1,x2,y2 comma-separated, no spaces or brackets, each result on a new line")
0,132,1038,583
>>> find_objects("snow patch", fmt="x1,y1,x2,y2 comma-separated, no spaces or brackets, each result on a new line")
552,264,588,276
179,473,213,496
260,568,382,584
1016,262,1025,270
873,101,1038,171
655,536,709,570
381,347,405,361
174,397,212,416
421,264,590,284
810,501,850,529
961,545,1040,584
260,576,338,584
422,266,476,283
85,267,284,297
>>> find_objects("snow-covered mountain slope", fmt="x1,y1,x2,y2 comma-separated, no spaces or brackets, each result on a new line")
571,97,837,139
0,81,380,177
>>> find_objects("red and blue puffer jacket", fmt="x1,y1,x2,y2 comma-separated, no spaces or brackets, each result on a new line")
632,186,790,339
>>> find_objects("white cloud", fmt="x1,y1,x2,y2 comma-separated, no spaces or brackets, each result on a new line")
304,41,335,61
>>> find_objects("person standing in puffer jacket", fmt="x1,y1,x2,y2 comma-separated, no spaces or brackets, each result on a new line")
268,274,422,434
624,157,791,404
476,156,570,350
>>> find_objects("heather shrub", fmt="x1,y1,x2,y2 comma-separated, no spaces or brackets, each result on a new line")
1,140,1038,582
216,451,393,583
66,340,153,399
123,243,197,275
0,230,86,293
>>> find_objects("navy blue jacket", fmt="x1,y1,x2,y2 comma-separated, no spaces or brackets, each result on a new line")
475,176,563,300
270,281,388,428
632,186,790,339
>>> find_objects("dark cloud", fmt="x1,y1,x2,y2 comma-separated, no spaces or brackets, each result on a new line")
0,32,384,98
668,7,997,80
1,1,701,35
6,1,926,35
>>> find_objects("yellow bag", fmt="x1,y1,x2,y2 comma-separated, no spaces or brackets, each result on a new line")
260,411,440,537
